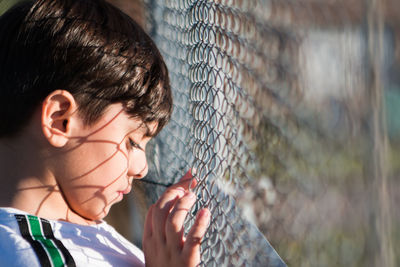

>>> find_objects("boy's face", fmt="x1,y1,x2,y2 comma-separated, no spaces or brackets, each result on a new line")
53,103,155,221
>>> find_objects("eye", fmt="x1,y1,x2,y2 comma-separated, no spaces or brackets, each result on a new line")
128,138,142,150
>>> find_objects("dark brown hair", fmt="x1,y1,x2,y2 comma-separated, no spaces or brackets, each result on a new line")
0,0,172,137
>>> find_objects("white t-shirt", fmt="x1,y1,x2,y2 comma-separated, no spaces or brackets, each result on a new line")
0,207,145,267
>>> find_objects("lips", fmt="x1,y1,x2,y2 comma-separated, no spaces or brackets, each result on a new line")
120,186,131,195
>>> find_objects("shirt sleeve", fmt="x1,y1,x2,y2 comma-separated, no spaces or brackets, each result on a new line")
0,224,41,267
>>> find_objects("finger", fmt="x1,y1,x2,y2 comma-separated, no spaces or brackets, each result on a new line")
151,170,197,242
178,169,197,189
152,188,185,242
179,169,194,182
165,178,195,194
155,186,186,211
182,208,210,260
143,204,154,240
172,178,197,192
165,191,197,249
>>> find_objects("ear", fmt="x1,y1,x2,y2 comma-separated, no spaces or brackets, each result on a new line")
41,90,78,147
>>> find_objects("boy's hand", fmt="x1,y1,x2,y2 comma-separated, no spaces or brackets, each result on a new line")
142,170,210,267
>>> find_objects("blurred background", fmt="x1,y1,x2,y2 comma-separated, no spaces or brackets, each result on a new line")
1,0,399,266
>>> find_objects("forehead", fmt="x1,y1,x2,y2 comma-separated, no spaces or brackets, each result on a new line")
134,120,158,137
100,104,158,137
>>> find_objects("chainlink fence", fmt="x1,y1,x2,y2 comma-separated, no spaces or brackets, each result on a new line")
135,0,400,266
140,0,293,266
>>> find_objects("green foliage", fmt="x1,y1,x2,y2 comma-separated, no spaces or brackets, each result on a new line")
0,0,21,16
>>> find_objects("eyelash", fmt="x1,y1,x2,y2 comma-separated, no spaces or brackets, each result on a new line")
128,138,142,150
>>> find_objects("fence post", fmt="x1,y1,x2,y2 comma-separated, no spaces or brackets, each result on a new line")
366,0,394,266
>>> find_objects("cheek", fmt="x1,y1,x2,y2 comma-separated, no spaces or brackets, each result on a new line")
89,150,128,185
129,150,148,174
70,143,128,182
59,144,129,217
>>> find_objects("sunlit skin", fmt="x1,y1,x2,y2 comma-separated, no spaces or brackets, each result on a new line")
0,91,153,224
143,172,211,267
0,90,210,266
51,104,154,222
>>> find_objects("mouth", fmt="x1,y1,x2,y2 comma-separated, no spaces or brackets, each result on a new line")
119,186,132,195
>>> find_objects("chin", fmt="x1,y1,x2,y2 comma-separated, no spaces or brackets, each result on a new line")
78,205,111,222
91,208,110,221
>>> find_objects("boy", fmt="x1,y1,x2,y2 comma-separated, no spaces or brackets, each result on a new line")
0,0,210,266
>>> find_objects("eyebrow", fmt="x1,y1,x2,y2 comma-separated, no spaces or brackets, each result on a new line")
138,121,157,138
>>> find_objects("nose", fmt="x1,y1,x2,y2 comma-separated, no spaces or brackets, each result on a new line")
127,150,148,179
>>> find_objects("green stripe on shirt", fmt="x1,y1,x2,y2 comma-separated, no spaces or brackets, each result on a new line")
27,215,64,267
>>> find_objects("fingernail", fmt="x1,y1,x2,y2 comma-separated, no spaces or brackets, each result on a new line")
186,192,195,199
174,187,186,198
188,179,196,191
176,187,185,193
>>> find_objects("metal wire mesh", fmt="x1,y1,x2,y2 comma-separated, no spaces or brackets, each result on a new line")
140,0,296,266
138,0,400,266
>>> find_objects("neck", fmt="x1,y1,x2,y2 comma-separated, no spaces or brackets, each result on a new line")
0,136,96,225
